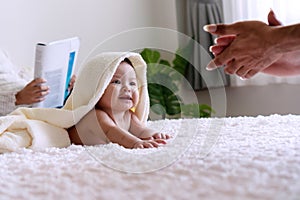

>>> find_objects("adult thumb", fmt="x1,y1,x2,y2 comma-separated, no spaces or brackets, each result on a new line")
267,9,282,26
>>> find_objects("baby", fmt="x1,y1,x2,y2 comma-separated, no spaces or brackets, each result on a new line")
68,58,170,148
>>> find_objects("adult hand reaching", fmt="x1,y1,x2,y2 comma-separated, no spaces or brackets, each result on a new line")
210,10,281,57
204,10,300,79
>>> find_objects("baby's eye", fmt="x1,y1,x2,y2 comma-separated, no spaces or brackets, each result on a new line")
111,79,121,84
130,82,137,86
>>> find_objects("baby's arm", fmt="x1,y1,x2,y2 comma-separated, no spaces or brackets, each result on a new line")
95,110,139,148
129,112,171,140
95,110,161,149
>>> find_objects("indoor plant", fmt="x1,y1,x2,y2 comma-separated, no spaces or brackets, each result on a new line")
140,48,214,119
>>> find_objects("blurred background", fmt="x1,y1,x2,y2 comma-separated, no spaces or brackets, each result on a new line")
1,0,300,117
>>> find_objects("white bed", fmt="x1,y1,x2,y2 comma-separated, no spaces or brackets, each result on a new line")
0,114,299,199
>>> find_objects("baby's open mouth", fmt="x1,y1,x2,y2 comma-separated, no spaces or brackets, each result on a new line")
119,95,132,100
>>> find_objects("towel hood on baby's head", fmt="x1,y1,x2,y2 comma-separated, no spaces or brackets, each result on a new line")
63,52,150,124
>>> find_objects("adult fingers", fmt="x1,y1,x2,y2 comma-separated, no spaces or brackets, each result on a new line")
223,59,241,75
31,85,50,95
37,90,49,98
206,48,234,71
214,35,236,45
39,85,50,91
71,75,76,82
236,66,250,77
209,45,226,56
33,96,46,102
210,35,236,56
203,23,240,35
33,78,47,85
206,59,223,71
210,45,226,56
25,78,46,89
224,59,257,78
244,70,258,79
34,85,50,92
68,75,76,90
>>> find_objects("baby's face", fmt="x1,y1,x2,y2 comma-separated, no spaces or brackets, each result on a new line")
97,61,139,111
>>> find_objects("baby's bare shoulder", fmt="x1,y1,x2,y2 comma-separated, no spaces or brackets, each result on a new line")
94,109,115,125
95,109,111,119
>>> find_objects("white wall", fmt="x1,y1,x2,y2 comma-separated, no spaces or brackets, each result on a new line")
0,0,177,73
192,84,300,117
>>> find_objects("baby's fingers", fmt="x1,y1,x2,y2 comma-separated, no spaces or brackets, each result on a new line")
141,137,153,140
143,142,155,148
152,133,162,139
164,134,171,139
153,139,167,145
153,133,169,140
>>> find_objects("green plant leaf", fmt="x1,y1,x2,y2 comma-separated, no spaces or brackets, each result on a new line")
163,86,181,115
172,39,194,76
199,104,215,118
181,104,215,118
148,83,181,116
172,54,188,76
159,59,171,67
148,83,165,115
140,48,160,64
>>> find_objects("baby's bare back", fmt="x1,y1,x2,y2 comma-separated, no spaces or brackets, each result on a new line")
67,109,108,145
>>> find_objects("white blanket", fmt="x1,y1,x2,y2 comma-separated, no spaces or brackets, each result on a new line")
0,52,149,153
0,114,299,199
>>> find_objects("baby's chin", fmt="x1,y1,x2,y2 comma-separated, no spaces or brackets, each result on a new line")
112,103,134,112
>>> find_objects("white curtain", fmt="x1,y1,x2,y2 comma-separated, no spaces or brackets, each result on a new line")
222,0,300,87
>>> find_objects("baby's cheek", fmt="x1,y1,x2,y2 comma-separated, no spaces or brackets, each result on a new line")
132,92,139,106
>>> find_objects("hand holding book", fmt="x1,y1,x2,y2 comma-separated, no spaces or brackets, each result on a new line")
33,37,80,108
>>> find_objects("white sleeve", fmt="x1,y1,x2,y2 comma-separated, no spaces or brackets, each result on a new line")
0,49,29,116
0,91,18,116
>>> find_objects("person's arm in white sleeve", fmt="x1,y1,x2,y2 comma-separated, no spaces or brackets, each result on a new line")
0,49,49,116
0,91,21,116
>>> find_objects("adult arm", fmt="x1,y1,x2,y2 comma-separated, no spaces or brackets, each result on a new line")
0,91,20,116
0,49,50,115
0,78,49,116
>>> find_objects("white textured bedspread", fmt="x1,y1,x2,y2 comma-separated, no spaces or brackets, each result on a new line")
0,114,299,200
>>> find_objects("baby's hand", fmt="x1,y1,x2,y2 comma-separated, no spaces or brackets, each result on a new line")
133,139,166,149
152,133,171,140
141,133,171,140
